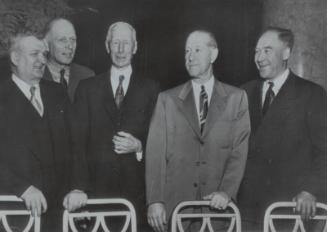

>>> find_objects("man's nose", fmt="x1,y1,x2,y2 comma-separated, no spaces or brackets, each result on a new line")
118,43,124,53
256,51,265,62
38,53,47,64
186,51,193,62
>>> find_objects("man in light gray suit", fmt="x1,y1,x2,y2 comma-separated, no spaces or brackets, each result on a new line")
44,18,94,102
146,30,251,232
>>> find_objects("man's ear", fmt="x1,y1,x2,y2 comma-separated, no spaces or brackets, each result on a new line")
210,47,218,63
10,51,19,66
133,41,138,54
105,41,110,54
282,47,291,61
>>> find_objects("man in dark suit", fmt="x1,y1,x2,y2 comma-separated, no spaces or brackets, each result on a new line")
0,30,71,231
146,30,250,232
64,21,159,230
44,18,95,102
237,27,327,231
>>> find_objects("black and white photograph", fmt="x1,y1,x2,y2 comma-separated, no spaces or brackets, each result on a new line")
0,0,326,231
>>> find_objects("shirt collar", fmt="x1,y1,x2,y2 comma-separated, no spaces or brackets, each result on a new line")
264,69,289,93
11,73,40,99
47,61,70,79
191,75,215,90
110,65,132,79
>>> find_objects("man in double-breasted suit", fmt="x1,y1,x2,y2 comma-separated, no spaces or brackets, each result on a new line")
64,22,159,230
0,31,71,231
43,18,94,102
237,27,327,231
146,30,251,232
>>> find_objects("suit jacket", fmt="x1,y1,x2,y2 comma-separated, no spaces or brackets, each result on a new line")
146,79,250,216
71,70,159,215
0,77,72,230
238,72,327,222
43,63,95,102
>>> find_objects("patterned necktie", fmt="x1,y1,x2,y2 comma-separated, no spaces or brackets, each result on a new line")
262,81,275,115
115,75,125,108
30,86,44,116
60,69,68,89
199,85,208,134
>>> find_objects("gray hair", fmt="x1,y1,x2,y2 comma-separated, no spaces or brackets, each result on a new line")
105,21,137,45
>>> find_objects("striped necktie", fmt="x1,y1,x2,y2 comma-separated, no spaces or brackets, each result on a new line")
30,86,44,116
199,85,208,133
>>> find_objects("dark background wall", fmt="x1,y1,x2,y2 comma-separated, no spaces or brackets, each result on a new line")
70,0,263,89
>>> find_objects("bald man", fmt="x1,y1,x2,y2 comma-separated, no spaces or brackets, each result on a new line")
64,21,159,230
146,30,250,232
44,18,94,102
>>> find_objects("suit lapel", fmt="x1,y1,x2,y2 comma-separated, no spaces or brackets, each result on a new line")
68,64,78,99
255,73,297,135
176,81,201,138
43,66,54,82
202,80,228,138
120,72,139,110
101,72,119,123
249,80,264,134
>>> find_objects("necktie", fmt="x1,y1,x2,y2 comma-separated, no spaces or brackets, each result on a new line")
262,81,275,115
60,69,68,89
115,75,125,108
30,86,44,116
199,85,208,134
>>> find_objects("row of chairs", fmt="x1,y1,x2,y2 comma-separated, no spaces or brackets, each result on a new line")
0,195,327,231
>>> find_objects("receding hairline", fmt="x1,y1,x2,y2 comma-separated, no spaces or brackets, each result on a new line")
258,27,294,51
45,18,75,38
187,30,218,49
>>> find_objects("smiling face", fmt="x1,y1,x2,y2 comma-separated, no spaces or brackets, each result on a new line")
254,31,290,80
185,31,218,81
46,19,77,66
10,35,48,84
106,23,137,69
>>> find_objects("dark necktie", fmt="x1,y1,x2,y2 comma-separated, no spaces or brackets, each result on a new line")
115,75,125,108
60,69,68,89
199,85,208,134
262,81,275,115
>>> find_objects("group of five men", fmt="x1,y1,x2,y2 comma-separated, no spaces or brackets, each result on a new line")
0,16,326,232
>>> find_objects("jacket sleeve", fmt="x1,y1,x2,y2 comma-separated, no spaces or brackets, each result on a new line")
302,86,327,199
219,90,251,200
146,93,167,205
69,81,92,193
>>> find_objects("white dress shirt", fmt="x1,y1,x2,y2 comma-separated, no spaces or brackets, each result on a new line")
110,65,132,96
262,69,289,105
12,74,44,116
47,61,70,84
109,65,142,161
192,76,214,124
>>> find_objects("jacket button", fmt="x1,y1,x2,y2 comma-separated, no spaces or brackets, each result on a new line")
201,161,206,165
193,183,198,187
199,140,204,145
195,161,200,166
268,159,272,164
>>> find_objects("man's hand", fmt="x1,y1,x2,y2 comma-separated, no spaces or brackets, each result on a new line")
147,202,167,232
63,190,88,212
203,191,230,210
112,131,142,154
21,185,47,217
293,191,316,220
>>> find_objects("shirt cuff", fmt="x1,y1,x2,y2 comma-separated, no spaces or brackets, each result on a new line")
136,151,143,161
